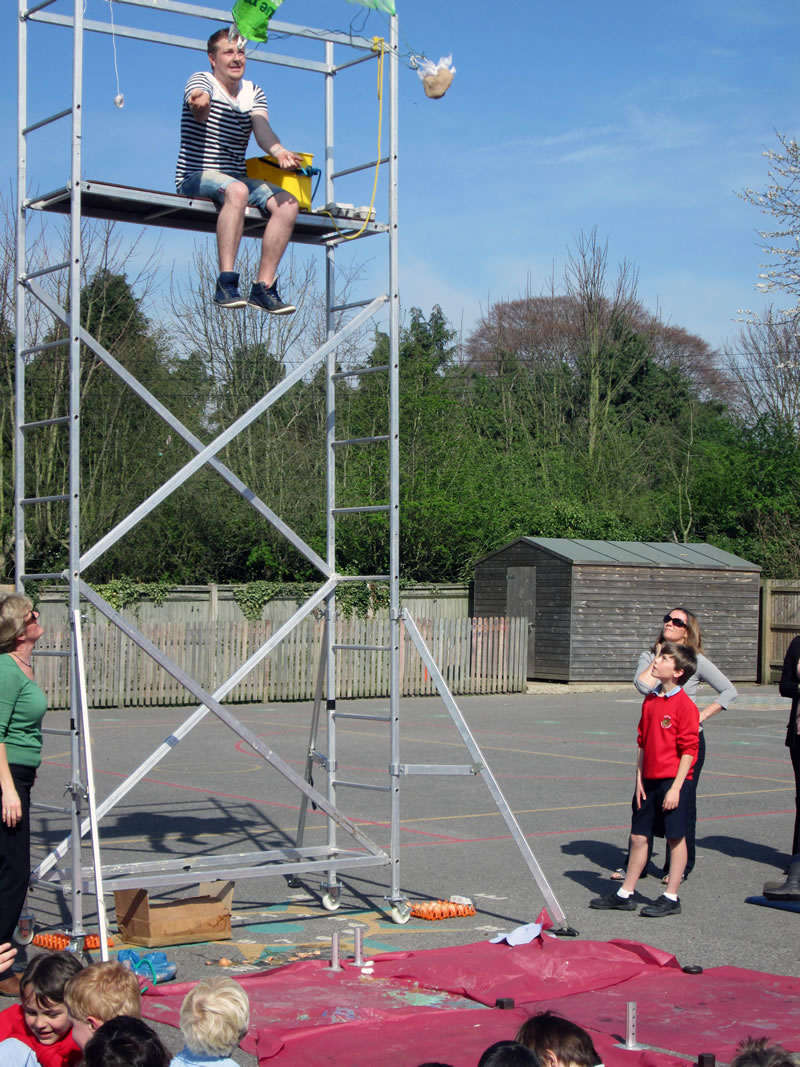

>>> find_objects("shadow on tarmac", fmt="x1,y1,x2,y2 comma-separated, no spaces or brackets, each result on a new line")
559,838,671,899
697,833,789,870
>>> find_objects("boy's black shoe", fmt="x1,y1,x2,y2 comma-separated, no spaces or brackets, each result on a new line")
640,894,681,917
248,281,296,315
213,272,247,308
589,892,636,911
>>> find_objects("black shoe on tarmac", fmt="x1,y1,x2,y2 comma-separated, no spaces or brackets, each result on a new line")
589,892,636,911
640,895,681,917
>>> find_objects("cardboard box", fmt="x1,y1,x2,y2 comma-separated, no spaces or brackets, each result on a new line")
114,881,234,948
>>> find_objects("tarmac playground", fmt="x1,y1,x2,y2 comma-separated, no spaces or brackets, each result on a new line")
18,683,800,1064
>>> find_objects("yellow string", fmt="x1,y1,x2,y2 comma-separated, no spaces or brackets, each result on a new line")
320,36,385,241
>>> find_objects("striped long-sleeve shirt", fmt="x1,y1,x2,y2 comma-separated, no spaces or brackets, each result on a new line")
175,72,268,188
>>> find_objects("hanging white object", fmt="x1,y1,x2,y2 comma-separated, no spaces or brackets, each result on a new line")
107,1,125,110
415,54,455,99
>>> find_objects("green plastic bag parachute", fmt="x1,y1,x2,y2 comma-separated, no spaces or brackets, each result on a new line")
231,0,284,43
232,0,396,45
347,0,397,11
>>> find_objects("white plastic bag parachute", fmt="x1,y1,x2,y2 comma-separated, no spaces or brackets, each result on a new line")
415,54,455,99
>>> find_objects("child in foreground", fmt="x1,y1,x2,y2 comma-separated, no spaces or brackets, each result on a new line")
64,959,142,1050
478,1040,541,1067
515,1010,600,1067
590,641,699,917
170,977,250,1067
0,952,83,1067
84,1015,171,1067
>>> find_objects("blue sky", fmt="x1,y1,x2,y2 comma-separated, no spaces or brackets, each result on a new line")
7,0,800,354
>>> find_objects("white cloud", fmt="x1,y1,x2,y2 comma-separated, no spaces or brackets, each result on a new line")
624,106,710,151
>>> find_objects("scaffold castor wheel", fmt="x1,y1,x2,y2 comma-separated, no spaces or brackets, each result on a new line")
321,888,341,911
14,914,35,946
389,902,411,925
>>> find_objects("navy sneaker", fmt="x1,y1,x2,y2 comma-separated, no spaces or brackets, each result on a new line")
589,892,636,911
640,895,681,917
213,272,247,308
248,280,296,315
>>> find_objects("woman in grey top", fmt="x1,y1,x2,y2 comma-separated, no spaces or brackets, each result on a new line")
611,607,737,880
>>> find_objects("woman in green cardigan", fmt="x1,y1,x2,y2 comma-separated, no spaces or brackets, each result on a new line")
0,593,47,997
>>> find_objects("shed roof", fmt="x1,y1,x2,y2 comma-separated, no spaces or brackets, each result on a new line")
478,539,760,570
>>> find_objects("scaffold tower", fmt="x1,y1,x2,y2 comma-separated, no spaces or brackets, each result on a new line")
15,0,572,950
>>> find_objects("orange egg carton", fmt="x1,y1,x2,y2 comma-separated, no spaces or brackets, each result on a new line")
32,933,114,950
410,900,476,920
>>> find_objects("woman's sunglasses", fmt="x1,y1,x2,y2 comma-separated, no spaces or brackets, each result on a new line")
662,614,687,628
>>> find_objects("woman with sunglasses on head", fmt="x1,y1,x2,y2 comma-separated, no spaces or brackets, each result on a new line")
0,594,48,997
611,607,737,882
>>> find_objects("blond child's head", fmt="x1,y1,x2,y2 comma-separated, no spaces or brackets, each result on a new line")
63,961,141,1050
179,978,249,1058
19,951,83,1047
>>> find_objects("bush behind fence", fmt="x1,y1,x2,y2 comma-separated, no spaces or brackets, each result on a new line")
36,616,527,707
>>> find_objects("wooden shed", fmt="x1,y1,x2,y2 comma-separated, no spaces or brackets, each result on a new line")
473,539,760,682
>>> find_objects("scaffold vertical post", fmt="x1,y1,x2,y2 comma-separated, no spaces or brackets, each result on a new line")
387,12,402,907
323,36,339,898
67,0,86,938
15,0,28,591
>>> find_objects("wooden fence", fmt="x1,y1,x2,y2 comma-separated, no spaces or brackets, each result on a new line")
35,616,527,708
760,579,800,683
30,584,471,630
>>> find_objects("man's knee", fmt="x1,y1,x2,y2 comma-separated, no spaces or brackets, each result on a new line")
223,181,250,209
270,193,299,221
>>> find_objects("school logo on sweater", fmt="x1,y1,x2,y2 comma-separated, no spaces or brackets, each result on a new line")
660,716,672,729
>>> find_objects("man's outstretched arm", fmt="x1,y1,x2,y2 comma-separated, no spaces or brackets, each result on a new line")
187,87,211,122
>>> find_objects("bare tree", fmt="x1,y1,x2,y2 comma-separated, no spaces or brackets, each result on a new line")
1,203,170,579
172,241,372,369
466,230,652,461
464,279,578,455
564,229,645,458
165,240,376,554
740,131,800,325
664,402,695,543
728,310,800,430
647,321,731,404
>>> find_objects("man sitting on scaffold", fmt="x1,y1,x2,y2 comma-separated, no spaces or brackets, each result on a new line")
176,26,304,315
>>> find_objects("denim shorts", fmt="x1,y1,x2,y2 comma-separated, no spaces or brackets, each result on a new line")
178,169,284,212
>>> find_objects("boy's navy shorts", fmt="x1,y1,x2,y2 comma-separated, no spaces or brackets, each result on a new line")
630,777,694,840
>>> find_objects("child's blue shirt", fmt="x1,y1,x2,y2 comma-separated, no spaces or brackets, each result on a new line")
0,1038,39,1067
170,1048,238,1067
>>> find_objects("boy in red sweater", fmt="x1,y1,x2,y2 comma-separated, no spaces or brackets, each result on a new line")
0,952,83,1067
591,641,699,917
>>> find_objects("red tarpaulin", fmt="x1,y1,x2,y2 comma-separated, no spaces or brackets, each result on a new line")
142,937,800,1066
